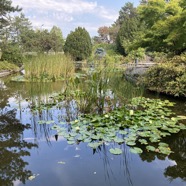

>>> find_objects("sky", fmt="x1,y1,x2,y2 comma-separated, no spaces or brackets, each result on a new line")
12,0,140,37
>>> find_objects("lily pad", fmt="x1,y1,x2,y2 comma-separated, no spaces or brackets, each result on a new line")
113,137,124,143
146,145,156,152
109,148,122,155
130,147,143,154
88,142,102,149
126,141,136,146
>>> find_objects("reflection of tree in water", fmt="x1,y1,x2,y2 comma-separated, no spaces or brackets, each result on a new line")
0,110,38,186
138,131,186,182
89,143,133,186
164,131,186,181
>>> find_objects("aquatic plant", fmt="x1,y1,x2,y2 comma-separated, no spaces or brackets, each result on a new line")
40,97,186,155
24,54,75,82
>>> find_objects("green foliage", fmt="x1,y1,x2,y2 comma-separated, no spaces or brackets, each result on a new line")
142,54,186,97
115,3,143,55
137,0,186,54
24,54,75,82
48,97,186,156
64,27,92,61
128,47,145,60
0,0,21,29
1,44,24,66
0,60,19,71
50,26,64,52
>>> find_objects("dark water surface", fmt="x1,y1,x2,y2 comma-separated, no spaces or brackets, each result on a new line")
0,77,186,186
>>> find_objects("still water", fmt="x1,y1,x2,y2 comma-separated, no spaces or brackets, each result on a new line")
0,76,186,186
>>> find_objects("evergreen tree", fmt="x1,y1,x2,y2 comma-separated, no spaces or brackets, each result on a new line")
115,3,142,55
64,27,92,61
50,26,64,52
0,0,21,29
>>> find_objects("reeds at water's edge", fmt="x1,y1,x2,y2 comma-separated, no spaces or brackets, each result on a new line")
24,54,75,81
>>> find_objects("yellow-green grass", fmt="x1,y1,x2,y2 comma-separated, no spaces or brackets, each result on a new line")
0,61,19,71
24,54,75,81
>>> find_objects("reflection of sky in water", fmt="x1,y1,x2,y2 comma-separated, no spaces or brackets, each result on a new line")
1,79,186,186
14,139,185,186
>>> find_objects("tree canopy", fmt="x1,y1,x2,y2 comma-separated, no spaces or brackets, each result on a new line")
64,27,92,61
0,0,21,29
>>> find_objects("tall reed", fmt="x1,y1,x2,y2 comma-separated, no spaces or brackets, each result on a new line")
24,54,75,81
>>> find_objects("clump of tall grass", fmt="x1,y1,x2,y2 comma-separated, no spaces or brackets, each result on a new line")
24,54,75,81
0,61,19,71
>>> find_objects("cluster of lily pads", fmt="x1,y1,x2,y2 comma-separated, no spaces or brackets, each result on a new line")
40,97,186,155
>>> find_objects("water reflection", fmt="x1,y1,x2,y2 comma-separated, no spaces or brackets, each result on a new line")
0,110,38,186
164,131,186,181
138,130,186,182
0,76,186,186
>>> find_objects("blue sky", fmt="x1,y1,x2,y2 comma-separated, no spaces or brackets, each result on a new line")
12,0,140,37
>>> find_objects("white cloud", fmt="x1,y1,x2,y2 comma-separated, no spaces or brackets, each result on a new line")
12,0,97,14
12,0,119,36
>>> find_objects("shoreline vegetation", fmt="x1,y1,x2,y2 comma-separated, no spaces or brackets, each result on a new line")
0,0,186,98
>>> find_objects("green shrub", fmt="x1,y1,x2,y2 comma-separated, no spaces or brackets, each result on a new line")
1,44,24,66
64,27,92,61
142,55,186,97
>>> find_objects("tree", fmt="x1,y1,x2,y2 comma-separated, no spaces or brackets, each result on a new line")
0,0,21,29
115,3,142,55
11,13,32,44
64,27,92,61
137,0,186,54
50,26,64,52
115,2,138,26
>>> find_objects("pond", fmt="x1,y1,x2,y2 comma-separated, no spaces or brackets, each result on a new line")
0,73,186,186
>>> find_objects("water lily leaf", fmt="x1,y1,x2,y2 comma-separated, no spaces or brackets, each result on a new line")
109,148,122,155
149,137,160,143
158,146,172,155
46,120,55,124
67,136,75,141
70,132,77,137
88,142,102,149
139,131,150,137
103,136,112,142
113,137,124,143
38,120,46,124
139,139,148,145
130,147,143,154
179,124,186,130
126,141,136,146
146,145,156,152
84,138,91,143
67,140,75,145
91,135,101,140
168,128,180,133
158,142,169,147
160,132,171,137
